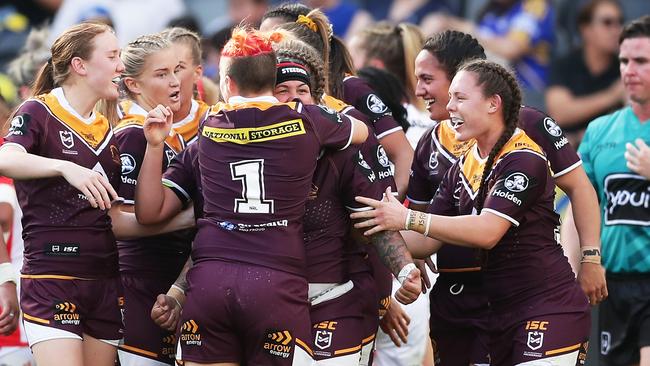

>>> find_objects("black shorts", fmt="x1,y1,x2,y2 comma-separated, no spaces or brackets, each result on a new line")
599,272,650,365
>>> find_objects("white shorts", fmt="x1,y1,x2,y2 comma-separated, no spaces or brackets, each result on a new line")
374,264,438,366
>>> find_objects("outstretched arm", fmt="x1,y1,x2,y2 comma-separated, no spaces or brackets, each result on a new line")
0,146,117,210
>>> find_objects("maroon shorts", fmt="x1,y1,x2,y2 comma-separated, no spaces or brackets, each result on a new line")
310,281,366,361
119,274,176,364
177,260,313,365
20,276,123,343
350,271,379,365
429,275,490,366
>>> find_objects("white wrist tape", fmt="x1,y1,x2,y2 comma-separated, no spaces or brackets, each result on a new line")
397,263,417,285
0,262,17,285
170,284,185,295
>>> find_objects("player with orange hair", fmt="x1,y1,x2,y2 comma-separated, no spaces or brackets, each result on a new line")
137,27,368,366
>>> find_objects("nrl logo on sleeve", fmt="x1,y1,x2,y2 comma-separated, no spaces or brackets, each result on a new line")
8,114,30,136
366,94,388,114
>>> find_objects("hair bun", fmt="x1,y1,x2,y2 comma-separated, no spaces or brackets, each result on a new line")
222,27,280,57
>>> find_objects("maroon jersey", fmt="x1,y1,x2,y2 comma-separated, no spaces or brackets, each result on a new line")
319,95,395,298
430,130,578,313
2,88,121,278
304,133,393,283
408,107,580,205
114,101,193,278
342,76,403,139
194,97,354,275
517,106,581,177
162,142,203,219
170,99,210,145
407,120,472,205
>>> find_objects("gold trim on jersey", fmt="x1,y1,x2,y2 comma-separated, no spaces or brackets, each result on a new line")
321,95,351,113
208,101,299,115
434,120,473,164
173,100,209,144
459,129,545,196
37,93,110,149
115,106,185,153
202,119,305,144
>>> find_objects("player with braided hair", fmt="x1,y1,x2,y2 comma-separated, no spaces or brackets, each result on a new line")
260,2,313,34
270,37,421,366
138,27,368,366
352,59,591,365
406,29,604,366
264,5,414,200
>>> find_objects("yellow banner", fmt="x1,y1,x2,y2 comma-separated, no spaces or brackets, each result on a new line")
202,119,306,144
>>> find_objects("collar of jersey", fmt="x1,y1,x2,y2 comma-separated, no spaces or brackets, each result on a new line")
227,95,279,104
51,87,96,124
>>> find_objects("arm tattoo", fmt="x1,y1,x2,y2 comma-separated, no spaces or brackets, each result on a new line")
173,257,193,292
370,230,413,277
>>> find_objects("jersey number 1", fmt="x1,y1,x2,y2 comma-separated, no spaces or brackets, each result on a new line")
230,159,274,214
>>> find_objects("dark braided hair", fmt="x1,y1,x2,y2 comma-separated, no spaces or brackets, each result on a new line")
459,60,522,213
274,39,326,101
277,9,333,94
261,2,311,24
422,30,486,82
276,9,355,99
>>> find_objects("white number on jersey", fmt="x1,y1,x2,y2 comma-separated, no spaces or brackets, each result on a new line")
230,159,274,214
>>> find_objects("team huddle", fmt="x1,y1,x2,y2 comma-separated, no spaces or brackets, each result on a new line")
1,2,650,366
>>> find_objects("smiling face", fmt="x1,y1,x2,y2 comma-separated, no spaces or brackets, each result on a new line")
446,70,496,142
415,50,452,121
83,31,125,100
273,80,314,104
126,47,181,111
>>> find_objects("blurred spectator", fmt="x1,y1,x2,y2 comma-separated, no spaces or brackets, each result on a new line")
348,22,430,145
6,27,50,103
204,0,268,36
48,0,185,46
546,0,624,147
167,14,201,34
423,0,555,109
6,0,59,26
0,5,31,71
305,0,373,42
380,0,463,24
